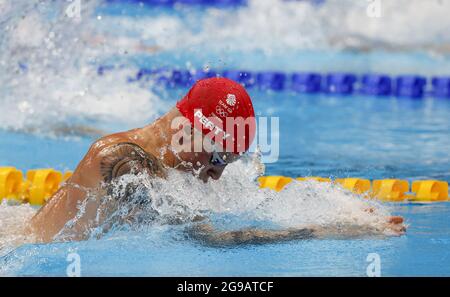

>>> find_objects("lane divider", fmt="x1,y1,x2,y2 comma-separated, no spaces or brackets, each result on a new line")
0,167,72,206
98,66,450,99
105,0,247,7
104,0,327,8
258,176,449,202
2,167,448,205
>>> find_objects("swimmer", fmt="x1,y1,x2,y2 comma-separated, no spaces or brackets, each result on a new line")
27,77,406,244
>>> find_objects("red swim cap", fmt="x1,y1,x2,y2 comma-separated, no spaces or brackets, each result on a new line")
176,77,256,154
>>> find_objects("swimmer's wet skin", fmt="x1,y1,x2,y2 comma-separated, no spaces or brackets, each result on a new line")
27,78,406,244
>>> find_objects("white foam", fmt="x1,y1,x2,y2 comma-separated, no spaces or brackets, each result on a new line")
1,0,450,134
98,0,450,53
154,154,391,229
45,152,395,241
0,0,165,135
0,201,36,257
0,152,396,252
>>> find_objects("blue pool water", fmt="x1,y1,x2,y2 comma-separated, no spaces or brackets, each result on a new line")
2,89,450,276
1,0,450,276
2,202,450,276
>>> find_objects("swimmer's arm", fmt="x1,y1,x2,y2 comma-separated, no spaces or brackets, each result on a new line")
186,220,406,246
186,223,315,246
29,141,166,242
99,142,167,183
27,185,86,242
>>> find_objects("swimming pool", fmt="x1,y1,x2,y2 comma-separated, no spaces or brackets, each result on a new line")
1,0,450,276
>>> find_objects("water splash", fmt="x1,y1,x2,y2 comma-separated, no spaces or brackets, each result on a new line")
0,0,166,135
44,152,395,242
0,201,36,257
99,0,450,53
0,151,398,271
1,0,449,135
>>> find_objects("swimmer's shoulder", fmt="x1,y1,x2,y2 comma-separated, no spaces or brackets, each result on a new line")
98,141,166,183
88,131,132,152
88,128,145,152
77,130,166,184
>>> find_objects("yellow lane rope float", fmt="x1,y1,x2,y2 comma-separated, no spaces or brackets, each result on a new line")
258,176,449,202
1,167,448,205
0,167,72,206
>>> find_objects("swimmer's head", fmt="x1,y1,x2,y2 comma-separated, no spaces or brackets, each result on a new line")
176,77,256,154
171,77,256,182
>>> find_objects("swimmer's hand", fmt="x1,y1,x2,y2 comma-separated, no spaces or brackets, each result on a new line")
311,215,406,238
185,223,315,247
364,208,406,236
386,216,407,235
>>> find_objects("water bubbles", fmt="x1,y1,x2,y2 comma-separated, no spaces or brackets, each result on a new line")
0,201,36,257
51,152,391,241
0,152,394,254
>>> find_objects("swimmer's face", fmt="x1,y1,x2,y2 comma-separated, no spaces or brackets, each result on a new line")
174,125,240,182
177,150,240,183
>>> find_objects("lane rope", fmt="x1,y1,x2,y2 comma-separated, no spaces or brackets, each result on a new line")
1,167,448,205
259,176,449,202
98,66,450,99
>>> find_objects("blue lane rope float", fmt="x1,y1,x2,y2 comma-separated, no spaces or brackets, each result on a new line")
98,66,450,99
104,0,327,7
222,70,255,88
432,77,450,98
360,74,392,96
291,72,322,93
256,72,286,91
103,0,326,7
395,76,427,98
325,73,357,95
105,0,248,7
